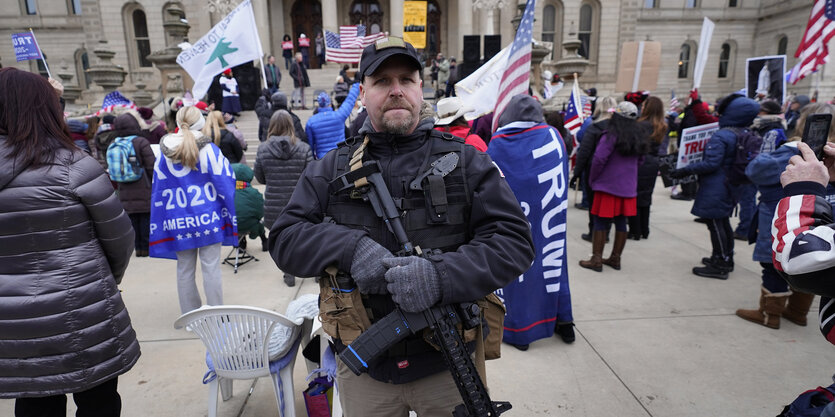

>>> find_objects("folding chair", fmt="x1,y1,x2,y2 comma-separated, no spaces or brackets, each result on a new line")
222,235,258,273
174,305,314,417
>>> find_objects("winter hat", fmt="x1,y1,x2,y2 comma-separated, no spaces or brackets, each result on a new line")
271,91,288,109
793,94,811,108
496,94,544,127
101,114,116,124
195,101,209,111
137,107,154,120
222,68,232,76
542,70,553,81
223,112,236,124
300,33,307,38
66,119,88,133
760,100,782,115
585,87,597,97
317,92,331,108
624,91,648,107
435,97,472,126
615,101,639,119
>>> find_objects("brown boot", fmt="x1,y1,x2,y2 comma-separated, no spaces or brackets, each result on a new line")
783,290,815,326
735,287,791,329
602,231,628,270
579,230,606,272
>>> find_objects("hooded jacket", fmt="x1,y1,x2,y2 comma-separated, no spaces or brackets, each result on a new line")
0,137,140,398
232,163,266,238
679,96,760,218
306,83,360,158
254,135,313,228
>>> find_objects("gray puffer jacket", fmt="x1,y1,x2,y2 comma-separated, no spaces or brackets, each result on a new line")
254,136,313,228
0,137,140,398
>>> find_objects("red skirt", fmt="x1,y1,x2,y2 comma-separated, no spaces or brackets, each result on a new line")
591,192,637,218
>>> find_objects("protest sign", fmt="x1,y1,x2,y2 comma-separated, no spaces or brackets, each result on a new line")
692,17,715,90
12,30,50,77
659,154,696,186
615,41,661,92
746,55,786,104
403,1,427,49
676,122,719,169
176,0,263,100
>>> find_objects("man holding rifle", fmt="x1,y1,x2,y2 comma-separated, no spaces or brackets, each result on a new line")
269,36,534,416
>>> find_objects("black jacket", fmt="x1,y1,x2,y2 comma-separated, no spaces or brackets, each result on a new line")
254,136,313,228
269,118,534,382
216,128,243,164
255,96,306,142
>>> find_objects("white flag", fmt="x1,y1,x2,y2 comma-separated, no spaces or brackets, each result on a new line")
176,0,263,100
454,45,511,120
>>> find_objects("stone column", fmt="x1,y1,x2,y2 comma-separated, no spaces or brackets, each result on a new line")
322,0,338,33
254,0,271,55
389,0,404,37
457,0,473,59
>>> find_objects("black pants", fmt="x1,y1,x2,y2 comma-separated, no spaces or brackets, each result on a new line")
128,212,150,252
15,377,121,417
593,215,627,232
706,217,734,260
627,206,651,238
680,181,698,198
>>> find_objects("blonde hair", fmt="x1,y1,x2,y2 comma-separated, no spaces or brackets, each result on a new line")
173,106,203,170
593,96,618,122
202,110,227,146
267,110,297,145
793,103,835,143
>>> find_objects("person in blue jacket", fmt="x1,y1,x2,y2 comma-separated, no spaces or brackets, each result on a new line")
305,83,360,158
670,94,760,279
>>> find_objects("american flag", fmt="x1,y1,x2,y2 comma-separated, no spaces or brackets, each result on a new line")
563,78,584,136
670,89,680,110
789,0,835,84
325,27,387,63
340,25,363,48
491,0,535,132
581,95,592,118
96,91,136,116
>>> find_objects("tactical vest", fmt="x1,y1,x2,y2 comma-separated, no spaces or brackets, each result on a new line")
325,130,472,326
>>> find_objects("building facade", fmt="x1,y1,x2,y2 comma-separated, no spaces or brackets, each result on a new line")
0,0,830,106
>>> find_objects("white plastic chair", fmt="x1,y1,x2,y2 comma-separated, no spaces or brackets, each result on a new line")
174,305,312,417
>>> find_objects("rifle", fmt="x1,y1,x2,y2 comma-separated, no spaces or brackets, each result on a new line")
329,160,512,417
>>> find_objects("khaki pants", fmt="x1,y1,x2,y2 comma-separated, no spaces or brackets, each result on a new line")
336,360,462,417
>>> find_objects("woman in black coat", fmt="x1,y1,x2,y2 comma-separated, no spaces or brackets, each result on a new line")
629,96,667,240
0,67,139,414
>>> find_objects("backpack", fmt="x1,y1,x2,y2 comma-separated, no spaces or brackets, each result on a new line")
106,136,143,183
726,127,763,185
778,381,835,417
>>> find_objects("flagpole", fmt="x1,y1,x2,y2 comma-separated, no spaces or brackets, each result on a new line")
246,0,268,89
29,28,51,78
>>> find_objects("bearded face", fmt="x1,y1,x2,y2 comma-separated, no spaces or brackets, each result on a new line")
360,57,424,135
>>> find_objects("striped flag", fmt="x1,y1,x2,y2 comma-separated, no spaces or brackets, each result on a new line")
789,0,835,84
340,25,363,48
670,89,680,110
325,28,388,63
563,78,584,136
96,91,136,116
581,95,592,118
491,0,535,132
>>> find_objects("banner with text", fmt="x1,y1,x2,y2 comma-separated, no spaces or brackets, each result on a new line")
676,122,719,169
11,32,42,62
403,1,427,49
176,0,263,100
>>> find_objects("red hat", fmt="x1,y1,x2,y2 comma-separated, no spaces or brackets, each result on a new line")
222,68,232,76
195,101,208,111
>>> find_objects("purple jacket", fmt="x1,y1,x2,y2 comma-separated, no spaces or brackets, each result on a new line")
589,132,641,198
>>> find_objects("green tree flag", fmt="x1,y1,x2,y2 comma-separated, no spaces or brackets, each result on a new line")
206,38,238,68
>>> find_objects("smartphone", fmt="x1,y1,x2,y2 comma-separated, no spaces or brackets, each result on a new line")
802,114,833,160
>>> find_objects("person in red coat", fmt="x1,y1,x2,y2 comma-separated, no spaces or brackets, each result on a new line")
433,97,487,152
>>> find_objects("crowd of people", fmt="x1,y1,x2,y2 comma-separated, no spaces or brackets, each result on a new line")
5,34,835,416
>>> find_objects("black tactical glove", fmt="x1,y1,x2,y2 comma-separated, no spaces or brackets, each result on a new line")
349,237,393,294
382,256,442,313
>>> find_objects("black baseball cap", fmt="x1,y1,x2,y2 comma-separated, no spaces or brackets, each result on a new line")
358,36,422,80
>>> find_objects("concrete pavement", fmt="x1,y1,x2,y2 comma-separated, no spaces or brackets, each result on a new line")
4,118,835,416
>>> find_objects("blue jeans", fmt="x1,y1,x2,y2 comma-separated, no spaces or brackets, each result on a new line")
735,183,757,236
